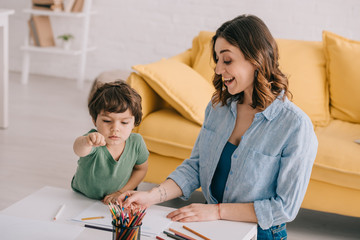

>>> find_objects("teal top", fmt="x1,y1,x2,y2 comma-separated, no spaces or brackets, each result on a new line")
71,129,149,200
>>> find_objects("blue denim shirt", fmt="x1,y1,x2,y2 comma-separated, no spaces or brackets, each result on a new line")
168,95,318,229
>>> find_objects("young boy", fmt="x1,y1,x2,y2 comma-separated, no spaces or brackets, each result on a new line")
71,80,149,204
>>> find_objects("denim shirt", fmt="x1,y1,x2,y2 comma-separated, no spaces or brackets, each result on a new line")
168,95,318,229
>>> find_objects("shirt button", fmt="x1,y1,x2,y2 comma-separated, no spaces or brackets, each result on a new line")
225,187,228,191
229,171,233,175
233,155,237,158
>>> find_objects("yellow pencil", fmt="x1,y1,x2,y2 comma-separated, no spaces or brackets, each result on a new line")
81,216,105,221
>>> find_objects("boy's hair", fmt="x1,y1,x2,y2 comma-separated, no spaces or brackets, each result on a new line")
88,80,143,126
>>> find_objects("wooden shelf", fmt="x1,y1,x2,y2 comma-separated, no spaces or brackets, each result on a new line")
21,0,94,89
23,9,97,18
21,45,96,56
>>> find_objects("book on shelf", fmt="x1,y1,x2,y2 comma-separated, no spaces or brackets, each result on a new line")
31,0,53,11
28,18,40,46
28,15,55,47
63,0,76,12
31,0,63,12
71,0,84,12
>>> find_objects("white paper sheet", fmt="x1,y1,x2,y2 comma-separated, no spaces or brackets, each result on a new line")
71,202,172,237
0,214,84,240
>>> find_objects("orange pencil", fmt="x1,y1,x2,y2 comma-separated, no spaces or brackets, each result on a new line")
183,225,211,240
81,216,105,221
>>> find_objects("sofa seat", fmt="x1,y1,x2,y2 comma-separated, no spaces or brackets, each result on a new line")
313,119,360,190
139,108,199,160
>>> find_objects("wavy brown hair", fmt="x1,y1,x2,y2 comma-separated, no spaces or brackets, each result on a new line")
211,14,291,109
88,81,143,126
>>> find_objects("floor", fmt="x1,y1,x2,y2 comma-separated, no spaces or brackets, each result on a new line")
1,72,360,239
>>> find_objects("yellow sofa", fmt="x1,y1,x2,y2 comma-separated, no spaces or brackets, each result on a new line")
127,31,360,218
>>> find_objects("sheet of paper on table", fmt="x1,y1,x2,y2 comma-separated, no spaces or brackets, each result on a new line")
71,201,172,237
0,214,84,240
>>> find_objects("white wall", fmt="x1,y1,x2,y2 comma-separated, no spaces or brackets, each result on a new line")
2,0,360,82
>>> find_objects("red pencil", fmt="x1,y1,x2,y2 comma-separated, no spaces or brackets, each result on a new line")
156,236,165,240
169,228,197,240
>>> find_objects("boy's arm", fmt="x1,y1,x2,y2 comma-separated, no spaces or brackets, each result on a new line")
103,161,148,204
73,132,106,157
120,161,148,192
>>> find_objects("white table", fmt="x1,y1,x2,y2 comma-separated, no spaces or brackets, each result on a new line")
0,186,257,240
0,9,14,129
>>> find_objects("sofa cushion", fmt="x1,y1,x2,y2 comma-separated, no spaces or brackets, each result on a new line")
133,58,214,125
138,108,201,159
313,119,360,190
190,31,216,84
277,39,329,127
323,31,360,123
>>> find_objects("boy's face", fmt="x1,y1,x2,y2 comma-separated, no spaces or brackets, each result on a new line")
94,109,135,146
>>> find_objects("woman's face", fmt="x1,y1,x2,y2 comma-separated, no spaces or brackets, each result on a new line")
214,37,256,96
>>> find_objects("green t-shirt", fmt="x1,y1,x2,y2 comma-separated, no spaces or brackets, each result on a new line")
71,130,149,200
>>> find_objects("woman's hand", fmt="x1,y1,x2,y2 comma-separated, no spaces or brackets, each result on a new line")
118,190,157,208
166,203,220,222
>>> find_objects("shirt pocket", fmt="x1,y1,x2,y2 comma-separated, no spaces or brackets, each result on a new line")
240,149,281,191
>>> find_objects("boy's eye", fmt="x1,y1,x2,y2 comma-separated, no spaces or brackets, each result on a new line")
224,60,231,64
103,120,111,123
121,122,129,125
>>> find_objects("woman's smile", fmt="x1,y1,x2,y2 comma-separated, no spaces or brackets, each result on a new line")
223,77,235,86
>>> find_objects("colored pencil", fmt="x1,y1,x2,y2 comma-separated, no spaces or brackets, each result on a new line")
156,236,165,240
164,230,186,240
169,228,197,240
183,225,211,240
84,224,113,232
81,216,105,220
109,202,146,240
53,204,65,221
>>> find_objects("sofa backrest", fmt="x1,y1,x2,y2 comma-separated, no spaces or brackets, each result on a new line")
189,31,216,84
188,31,330,127
277,39,330,127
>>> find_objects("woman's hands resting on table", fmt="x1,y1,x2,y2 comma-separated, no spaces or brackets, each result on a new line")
166,203,220,222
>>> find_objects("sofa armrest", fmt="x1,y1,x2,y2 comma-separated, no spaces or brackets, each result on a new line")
127,72,166,120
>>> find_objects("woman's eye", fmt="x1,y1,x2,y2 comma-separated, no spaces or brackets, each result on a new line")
122,122,129,125
224,60,231,64
103,120,111,123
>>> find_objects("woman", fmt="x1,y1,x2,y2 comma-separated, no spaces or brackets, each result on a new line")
118,14,318,239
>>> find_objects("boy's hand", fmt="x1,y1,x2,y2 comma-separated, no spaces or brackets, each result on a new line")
103,191,122,205
86,132,106,147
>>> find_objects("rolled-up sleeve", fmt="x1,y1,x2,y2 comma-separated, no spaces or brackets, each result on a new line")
254,116,318,229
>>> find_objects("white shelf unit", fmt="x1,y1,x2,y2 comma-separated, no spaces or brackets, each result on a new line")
21,0,95,89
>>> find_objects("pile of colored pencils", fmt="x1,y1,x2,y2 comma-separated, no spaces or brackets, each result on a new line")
108,201,146,240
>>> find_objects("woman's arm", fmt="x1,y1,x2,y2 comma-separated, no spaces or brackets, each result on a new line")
166,202,258,223
119,178,183,208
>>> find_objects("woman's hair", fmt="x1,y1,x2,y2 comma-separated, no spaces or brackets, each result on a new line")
211,14,291,109
88,80,143,126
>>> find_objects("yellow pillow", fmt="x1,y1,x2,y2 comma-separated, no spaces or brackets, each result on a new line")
132,59,214,125
190,31,216,84
277,39,329,126
323,31,360,123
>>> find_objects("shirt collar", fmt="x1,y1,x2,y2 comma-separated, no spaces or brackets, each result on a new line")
259,90,286,121
229,90,286,121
